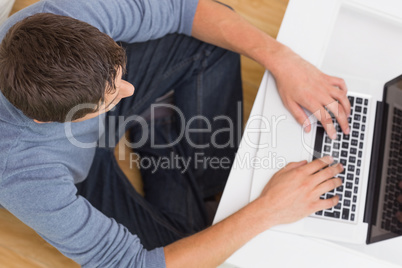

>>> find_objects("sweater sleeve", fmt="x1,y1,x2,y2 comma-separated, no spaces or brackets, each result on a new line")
0,166,165,268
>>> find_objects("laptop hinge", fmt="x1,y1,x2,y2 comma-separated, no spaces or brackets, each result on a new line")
364,101,387,229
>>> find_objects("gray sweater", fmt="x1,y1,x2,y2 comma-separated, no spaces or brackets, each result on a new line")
0,0,198,267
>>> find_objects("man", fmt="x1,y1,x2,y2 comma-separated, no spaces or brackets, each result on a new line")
0,0,350,267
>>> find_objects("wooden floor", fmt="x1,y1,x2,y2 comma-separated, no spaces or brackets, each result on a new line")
1,0,288,267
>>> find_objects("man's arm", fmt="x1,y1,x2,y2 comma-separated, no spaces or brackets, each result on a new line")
165,156,343,268
165,2,347,266
191,0,351,139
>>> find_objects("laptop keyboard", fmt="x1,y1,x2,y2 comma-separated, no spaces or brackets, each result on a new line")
381,106,402,234
312,95,369,223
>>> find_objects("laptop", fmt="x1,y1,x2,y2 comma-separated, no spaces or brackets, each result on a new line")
310,75,402,244
249,74,402,244
247,0,402,244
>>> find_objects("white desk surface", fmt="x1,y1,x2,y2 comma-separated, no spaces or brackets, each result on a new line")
214,0,402,267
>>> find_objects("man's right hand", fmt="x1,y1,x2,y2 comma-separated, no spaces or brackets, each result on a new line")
256,156,343,228
165,156,343,268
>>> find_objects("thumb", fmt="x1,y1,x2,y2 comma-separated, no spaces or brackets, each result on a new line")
287,101,311,133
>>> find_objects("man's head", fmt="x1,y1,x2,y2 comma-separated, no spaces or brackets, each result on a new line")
0,13,131,123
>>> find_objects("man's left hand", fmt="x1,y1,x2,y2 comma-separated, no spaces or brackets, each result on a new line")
269,46,351,139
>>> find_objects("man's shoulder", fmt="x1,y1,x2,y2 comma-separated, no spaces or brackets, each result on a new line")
1,0,198,45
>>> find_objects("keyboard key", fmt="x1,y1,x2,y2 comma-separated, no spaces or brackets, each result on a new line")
351,139,358,146
324,211,340,218
346,182,353,189
340,159,347,166
334,142,340,149
332,151,339,158
350,148,357,155
356,97,363,104
348,96,354,106
342,142,349,149
349,156,356,163
354,114,361,121
355,106,362,113
347,173,354,180
313,126,325,160
345,191,352,198
359,142,364,149
342,208,350,220
353,123,360,129
344,199,351,207
333,211,341,218
364,99,368,106
352,131,359,138
351,214,355,221
315,210,323,216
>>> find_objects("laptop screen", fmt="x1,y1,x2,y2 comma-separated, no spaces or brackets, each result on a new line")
367,75,402,244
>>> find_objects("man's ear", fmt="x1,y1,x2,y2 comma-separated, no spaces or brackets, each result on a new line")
33,119,49,124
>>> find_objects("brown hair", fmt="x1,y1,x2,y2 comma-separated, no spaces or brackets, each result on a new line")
0,13,126,122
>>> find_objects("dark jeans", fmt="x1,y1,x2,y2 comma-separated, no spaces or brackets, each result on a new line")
76,34,242,250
